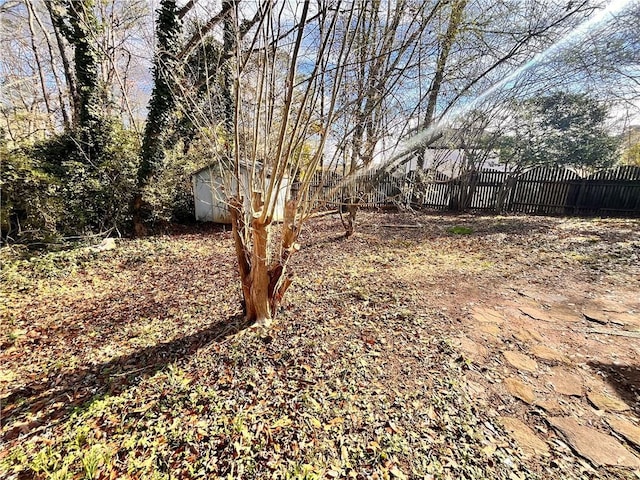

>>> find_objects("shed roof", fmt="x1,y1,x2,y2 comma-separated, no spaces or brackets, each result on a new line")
191,160,267,177
192,161,292,180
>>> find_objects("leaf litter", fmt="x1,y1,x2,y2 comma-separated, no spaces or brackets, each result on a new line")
1,213,639,479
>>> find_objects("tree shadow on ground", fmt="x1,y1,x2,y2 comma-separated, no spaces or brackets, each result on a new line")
588,361,640,416
378,210,552,233
146,221,231,238
1,314,251,442
301,211,554,249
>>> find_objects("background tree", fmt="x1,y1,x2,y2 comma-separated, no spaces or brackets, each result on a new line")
331,0,606,212
497,92,620,173
399,0,600,167
329,0,441,236
133,0,182,236
1,0,144,241
548,0,640,108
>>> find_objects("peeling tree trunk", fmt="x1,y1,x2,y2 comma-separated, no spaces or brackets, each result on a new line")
230,197,296,326
229,197,253,317
248,215,271,324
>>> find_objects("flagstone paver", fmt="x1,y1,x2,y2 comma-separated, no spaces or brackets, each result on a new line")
455,337,488,363
548,307,584,323
534,398,566,415
479,323,501,337
607,417,640,448
519,306,554,322
547,367,583,396
472,307,504,324
588,392,631,413
548,416,640,468
498,417,550,458
583,308,610,325
513,328,544,343
504,377,536,404
503,351,538,372
457,281,640,475
529,344,570,364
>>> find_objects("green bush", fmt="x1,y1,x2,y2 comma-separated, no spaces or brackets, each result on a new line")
2,118,204,244
29,122,140,238
141,140,201,226
0,141,62,244
1,121,141,244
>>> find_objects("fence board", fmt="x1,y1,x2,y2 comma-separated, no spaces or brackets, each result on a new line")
295,166,640,217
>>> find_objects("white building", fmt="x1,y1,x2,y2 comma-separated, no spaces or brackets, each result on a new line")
192,163,290,223
402,148,508,177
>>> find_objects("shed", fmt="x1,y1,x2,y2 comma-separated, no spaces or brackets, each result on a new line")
192,163,290,223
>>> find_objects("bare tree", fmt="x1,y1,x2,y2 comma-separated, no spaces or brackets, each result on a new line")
317,0,601,235
180,1,359,325
230,1,359,325
396,0,601,169
0,0,151,141
326,0,443,236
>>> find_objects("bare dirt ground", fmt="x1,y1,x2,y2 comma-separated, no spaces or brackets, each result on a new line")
1,211,639,479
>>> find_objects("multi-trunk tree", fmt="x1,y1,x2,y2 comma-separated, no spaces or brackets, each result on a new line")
220,1,358,324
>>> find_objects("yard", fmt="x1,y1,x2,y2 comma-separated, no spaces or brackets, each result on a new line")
1,212,639,479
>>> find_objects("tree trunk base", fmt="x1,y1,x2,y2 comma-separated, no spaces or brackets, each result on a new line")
131,193,147,237
250,317,273,328
340,202,358,238
230,197,297,328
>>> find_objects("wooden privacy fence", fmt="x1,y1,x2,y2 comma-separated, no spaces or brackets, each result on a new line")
294,166,640,216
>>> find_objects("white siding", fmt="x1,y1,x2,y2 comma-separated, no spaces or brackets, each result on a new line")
192,166,289,224
270,176,289,222
193,168,235,223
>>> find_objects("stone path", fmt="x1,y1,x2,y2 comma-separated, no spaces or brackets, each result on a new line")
549,417,640,468
457,287,640,474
